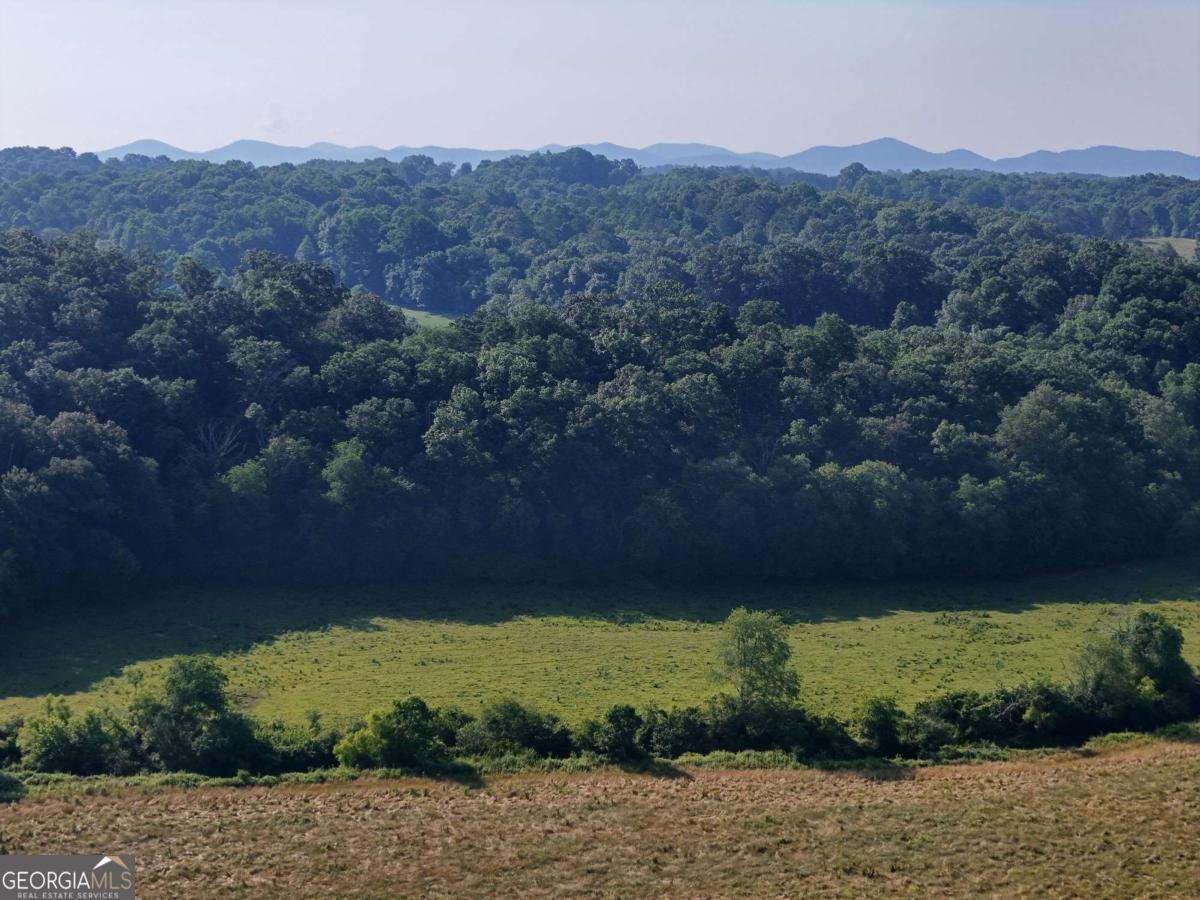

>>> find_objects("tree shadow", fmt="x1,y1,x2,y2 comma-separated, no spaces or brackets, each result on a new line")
341,617,385,632
615,758,694,780
1153,721,1200,743
809,758,917,780
0,771,26,802
431,761,485,789
1,555,1197,708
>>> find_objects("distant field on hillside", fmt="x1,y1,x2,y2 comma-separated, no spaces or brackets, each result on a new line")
2,735,1197,898
2,559,1199,726
400,306,455,328
1138,236,1198,259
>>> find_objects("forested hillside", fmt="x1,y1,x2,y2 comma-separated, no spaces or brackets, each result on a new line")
0,147,1197,322
2,148,1200,615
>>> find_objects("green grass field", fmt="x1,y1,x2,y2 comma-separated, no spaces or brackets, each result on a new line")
1137,236,1198,260
400,306,455,328
3,558,1200,727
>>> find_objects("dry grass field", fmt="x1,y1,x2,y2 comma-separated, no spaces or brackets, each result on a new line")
2,737,1198,898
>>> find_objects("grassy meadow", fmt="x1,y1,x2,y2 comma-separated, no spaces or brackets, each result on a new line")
399,306,455,328
1138,236,1198,260
3,558,1200,727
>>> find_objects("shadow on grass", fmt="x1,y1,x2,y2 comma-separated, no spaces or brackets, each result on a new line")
615,758,694,780
371,758,691,785
809,758,916,781
2,555,1198,706
341,617,385,632
1154,721,1200,742
357,761,486,789
0,771,26,802
432,761,485,789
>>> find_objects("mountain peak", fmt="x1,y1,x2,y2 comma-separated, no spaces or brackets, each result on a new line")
858,137,917,148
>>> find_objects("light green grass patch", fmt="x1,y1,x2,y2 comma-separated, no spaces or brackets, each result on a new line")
2,558,1200,726
1137,236,1197,260
400,307,455,329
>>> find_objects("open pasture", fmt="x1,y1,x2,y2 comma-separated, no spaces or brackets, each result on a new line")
3,559,1199,726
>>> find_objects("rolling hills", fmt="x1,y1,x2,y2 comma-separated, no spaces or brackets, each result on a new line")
91,136,1200,177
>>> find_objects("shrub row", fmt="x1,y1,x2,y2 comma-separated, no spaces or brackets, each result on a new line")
7,659,341,778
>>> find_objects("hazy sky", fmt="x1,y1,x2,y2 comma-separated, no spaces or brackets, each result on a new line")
2,0,1198,157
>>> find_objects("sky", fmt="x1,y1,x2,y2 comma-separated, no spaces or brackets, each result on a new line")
1,0,1198,157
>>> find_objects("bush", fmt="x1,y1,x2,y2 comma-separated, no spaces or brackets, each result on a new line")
130,656,267,776
455,699,573,758
254,717,342,774
1008,681,1091,745
431,706,474,747
637,706,710,758
1117,611,1197,694
905,682,1090,754
856,698,905,757
17,700,136,775
0,717,22,768
577,705,645,762
451,720,492,756
705,696,859,760
1071,611,1200,732
0,771,25,802
334,697,449,769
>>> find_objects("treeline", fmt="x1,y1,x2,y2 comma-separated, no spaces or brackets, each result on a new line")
4,609,1197,778
0,147,1196,323
3,226,1200,613
844,163,1200,241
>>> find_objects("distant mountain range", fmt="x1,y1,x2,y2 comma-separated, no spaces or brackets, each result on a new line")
92,137,1200,178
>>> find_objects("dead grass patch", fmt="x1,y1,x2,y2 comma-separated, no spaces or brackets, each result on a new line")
1,740,1197,897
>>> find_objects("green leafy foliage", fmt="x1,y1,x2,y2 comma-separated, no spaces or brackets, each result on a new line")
129,656,265,775
6,611,1200,777
856,698,905,757
714,607,801,708
455,699,573,759
17,700,134,776
577,705,645,762
0,153,1199,617
333,697,451,768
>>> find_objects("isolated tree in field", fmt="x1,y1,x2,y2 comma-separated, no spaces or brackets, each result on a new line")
715,607,800,708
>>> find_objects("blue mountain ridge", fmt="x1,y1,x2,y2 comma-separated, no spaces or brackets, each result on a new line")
92,137,1200,178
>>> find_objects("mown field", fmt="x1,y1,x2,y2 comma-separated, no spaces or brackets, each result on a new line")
3,558,1200,726
1138,236,1198,260
399,306,455,328
1,734,1197,898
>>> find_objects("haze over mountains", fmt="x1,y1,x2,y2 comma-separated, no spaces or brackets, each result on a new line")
92,136,1200,177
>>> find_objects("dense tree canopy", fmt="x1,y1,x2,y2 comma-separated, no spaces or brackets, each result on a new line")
1,167,1199,617
0,146,1196,327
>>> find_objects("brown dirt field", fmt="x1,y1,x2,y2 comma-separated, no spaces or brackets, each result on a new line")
2,742,1199,898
